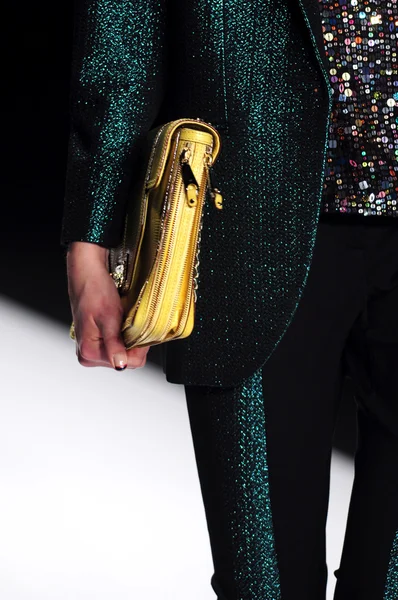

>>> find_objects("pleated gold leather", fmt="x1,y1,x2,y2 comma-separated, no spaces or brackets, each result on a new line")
70,118,222,349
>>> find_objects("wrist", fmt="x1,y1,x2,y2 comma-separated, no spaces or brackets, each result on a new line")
67,241,109,267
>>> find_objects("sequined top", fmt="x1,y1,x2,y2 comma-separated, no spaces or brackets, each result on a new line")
320,0,398,217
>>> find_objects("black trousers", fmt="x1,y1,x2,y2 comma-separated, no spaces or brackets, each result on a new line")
184,217,398,600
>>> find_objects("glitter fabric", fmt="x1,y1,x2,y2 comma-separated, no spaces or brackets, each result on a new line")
162,0,333,386
211,366,281,599
62,0,333,387
319,0,398,217
61,0,167,247
384,529,398,599
158,0,229,131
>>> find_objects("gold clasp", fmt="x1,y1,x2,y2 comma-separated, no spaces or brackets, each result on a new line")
180,145,199,207
180,144,192,163
204,153,223,210
186,183,198,207
212,189,223,209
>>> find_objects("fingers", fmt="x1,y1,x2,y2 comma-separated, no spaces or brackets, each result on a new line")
96,310,151,369
96,311,130,370
76,325,111,368
126,345,150,369
76,313,150,371
77,340,150,370
67,250,150,372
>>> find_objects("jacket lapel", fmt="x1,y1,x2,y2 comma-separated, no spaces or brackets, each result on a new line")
295,0,330,78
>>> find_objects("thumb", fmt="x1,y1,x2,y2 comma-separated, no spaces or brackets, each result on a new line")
97,312,128,371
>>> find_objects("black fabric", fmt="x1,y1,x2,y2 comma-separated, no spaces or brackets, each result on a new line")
185,218,398,600
159,0,330,387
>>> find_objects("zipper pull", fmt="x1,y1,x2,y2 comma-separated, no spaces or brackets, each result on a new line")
211,187,223,210
111,261,125,289
204,152,223,210
180,147,199,207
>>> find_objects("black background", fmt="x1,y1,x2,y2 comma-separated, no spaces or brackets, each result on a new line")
1,3,357,455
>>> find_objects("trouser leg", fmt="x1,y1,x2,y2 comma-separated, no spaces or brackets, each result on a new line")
333,406,398,600
334,224,398,600
185,342,343,600
260,345,343,599
185,370,281,600
185,383,240,600
185,221,367,599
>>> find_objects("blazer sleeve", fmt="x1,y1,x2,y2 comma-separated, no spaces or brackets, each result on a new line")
60,0,167,248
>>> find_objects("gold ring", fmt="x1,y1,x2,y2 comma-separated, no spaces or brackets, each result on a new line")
69,321,76,340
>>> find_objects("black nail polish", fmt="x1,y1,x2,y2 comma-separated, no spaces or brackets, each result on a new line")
115,365,127,371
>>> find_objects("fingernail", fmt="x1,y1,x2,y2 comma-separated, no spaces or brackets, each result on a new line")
113,353,127,371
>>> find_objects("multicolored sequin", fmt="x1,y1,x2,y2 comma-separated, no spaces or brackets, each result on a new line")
320,0,398,217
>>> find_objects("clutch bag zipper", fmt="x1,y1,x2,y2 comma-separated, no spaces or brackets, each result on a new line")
110,128,223,297
109,123,168,292
149,142,223,342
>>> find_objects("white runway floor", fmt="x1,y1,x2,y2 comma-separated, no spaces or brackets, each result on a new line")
0,296,354,599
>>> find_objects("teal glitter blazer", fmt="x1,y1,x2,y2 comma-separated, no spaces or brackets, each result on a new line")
61,0,333,387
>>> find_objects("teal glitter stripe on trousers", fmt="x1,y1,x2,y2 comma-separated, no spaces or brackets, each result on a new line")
213,366,281,599
384,529,398,599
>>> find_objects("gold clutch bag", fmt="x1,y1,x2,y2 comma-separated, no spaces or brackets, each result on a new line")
70,118,222,349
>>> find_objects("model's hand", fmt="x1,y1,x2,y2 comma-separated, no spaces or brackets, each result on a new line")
66,241,149,371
